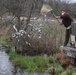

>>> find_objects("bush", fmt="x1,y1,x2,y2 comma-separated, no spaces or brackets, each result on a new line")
11,20,65,55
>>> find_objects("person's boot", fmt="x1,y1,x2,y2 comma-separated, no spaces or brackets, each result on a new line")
70,41,75,48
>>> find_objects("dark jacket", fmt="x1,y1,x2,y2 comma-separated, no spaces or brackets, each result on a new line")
60,13,73,28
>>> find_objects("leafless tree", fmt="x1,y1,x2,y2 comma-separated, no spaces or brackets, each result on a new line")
45,0,73,16
3,0,44,54
4,0,43,30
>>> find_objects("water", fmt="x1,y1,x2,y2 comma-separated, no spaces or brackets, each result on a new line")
0,51,14,75
0,46,51,75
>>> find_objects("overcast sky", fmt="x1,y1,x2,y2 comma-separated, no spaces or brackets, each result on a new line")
71,0,76,3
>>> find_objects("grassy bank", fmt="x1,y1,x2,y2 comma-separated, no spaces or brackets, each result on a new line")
6,50,76,75
7,50,64,74
8,51,51,72
6,49,63,72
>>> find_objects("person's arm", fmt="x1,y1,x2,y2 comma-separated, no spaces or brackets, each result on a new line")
55,16,63,25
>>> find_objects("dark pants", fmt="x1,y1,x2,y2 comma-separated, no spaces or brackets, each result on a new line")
64,28,71,46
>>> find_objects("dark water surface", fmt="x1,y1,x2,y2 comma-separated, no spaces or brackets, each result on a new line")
0,45,51,75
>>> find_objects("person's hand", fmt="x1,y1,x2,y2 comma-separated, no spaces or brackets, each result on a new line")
55,16,60,19
60,23,63,25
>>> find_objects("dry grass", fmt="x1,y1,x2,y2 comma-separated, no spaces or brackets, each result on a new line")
54,53,75,69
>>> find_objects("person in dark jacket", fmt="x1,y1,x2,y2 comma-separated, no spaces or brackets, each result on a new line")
56,10,73,46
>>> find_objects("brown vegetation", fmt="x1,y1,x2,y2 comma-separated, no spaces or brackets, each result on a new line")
54,53,75,69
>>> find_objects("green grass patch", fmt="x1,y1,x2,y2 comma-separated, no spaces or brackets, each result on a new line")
7,50,76,74
0,36,13,47
8,51,51,72
0,36,7,44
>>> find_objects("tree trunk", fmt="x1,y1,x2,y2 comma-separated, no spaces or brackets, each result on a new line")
17,16,21,31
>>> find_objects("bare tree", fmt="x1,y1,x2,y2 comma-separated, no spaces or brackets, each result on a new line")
2,0,43,54
0,0,7,17
4,0,43,30
44,0,73,15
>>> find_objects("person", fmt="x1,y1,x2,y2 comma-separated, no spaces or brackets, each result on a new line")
56,10,73,46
